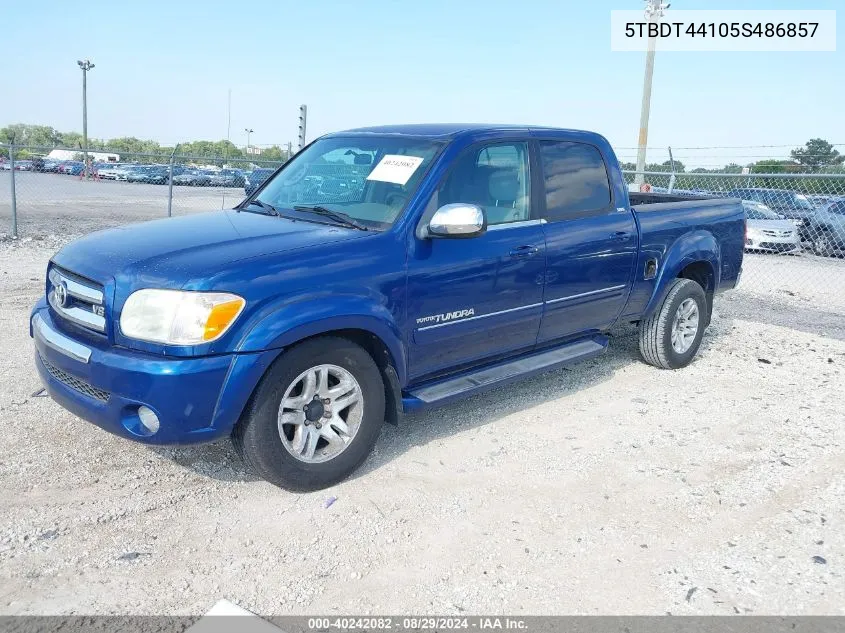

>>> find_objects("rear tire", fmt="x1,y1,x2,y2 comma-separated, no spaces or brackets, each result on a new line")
233,336,385,491
639,278,707,370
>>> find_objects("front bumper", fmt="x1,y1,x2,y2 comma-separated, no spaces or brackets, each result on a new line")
30,306,278,445
745,235,802,253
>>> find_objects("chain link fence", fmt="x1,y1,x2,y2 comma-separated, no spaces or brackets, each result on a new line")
0,144,287,236
2,143,844,317
619,169,845,310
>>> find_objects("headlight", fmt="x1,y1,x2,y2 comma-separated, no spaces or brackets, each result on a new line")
120,289,245,345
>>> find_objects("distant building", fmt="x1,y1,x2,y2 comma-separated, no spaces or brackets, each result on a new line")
47,149,120,163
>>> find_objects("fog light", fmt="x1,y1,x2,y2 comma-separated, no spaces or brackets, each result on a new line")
137,406,160,434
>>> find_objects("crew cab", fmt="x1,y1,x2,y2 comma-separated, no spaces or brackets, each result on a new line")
30,124,745,490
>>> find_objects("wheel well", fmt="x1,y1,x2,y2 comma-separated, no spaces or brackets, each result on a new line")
332,329,396,372
678,261,714,321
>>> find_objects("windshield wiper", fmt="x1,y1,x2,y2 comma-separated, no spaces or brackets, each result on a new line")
243,199,280,216
293,205,370,231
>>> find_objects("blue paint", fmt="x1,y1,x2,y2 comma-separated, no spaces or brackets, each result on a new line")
31,125,744,445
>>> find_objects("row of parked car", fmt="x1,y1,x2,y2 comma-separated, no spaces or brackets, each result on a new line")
96,164,249,187
1,156,278,193
0,158,261,188
650,185,845,258
0,158,88,174
731,188,845,258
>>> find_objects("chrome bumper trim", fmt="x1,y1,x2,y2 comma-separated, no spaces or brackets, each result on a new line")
32,314,92,364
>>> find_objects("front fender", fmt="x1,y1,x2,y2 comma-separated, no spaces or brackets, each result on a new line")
643,230,720,319
234,293,407,385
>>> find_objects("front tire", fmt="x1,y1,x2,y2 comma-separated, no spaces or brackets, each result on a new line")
233,336,385,491
639,278,707,370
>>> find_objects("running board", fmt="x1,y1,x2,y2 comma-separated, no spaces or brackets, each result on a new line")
403,335,608,410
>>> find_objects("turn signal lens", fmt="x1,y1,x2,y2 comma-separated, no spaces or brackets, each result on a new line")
204,299,245,341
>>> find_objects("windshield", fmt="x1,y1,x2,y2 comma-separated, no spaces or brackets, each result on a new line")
793,193,815,210
742,201,780,220
766,190,814,210
253,136,442,230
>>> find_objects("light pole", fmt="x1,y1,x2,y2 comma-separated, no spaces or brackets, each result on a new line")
77,59,95,180
244,128,254,156
634,1,669,186
298,105,307,150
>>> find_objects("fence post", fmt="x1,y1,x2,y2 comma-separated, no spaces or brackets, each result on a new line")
167,146,177,217
667,146,676,193
8,142,18,238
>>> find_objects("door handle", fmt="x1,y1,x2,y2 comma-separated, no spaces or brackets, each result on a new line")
611,231,630,241
509,245,539,259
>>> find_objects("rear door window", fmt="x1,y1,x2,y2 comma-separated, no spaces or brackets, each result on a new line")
539,141,612,222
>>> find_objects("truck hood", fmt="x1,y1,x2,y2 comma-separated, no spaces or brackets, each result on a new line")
747,218,797,232
52,209,371,289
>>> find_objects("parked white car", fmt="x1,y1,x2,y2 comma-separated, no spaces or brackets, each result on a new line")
98,165,130,181
743,200,802,254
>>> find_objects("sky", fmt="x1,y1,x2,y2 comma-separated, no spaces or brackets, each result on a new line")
4,0,843,167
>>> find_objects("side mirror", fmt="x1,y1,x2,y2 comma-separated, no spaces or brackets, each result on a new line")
428,204,486,239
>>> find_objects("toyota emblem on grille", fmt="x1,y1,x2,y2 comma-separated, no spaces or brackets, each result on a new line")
54,282,69,308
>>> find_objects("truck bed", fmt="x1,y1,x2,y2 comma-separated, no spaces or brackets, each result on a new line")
629,192,720,206
620,196,745,321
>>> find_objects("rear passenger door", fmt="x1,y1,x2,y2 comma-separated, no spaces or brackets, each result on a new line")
536,139,638,343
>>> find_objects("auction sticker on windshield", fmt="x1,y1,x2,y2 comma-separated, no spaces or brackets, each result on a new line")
366,155,424,185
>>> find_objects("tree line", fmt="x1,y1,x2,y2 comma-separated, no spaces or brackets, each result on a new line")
3,124,844,176
619,138,844,175
0,123,292,164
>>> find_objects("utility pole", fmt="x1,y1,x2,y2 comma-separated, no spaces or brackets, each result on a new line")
298,105,308,150
634,0,669,185
225,88,231,167
287,141,293,160
244,128,254,155
77,59,95,180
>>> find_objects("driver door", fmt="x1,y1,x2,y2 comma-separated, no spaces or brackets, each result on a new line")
405,140,546,382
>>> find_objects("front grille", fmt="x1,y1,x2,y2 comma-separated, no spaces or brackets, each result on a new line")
39,353,110,402
761,229,794,238
47,266,107,334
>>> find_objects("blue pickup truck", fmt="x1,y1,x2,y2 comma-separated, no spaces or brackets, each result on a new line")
31,124,744,490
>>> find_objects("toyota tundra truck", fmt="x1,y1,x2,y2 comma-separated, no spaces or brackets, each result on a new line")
31,124,745,490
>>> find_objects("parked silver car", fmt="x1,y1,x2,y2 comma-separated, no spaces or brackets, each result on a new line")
811,199,845,257
743,200,802,254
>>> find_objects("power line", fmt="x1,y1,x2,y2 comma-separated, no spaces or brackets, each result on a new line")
617,144,845,150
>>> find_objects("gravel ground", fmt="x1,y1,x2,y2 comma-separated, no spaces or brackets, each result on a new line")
0,238,842,616
0,172,240,236
0,184,843,616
